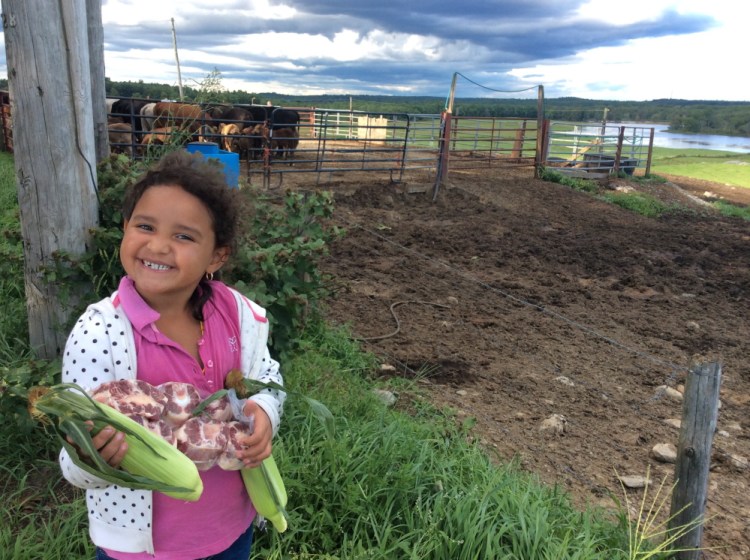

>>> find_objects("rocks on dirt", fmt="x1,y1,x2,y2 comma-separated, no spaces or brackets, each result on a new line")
617,474,650,489
651,443,677,463
655,385,683,402
540,414,568,435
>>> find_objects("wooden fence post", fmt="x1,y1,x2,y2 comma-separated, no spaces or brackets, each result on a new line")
669,361,722,559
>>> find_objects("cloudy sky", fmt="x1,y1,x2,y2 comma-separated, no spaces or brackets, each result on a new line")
2,0,746,101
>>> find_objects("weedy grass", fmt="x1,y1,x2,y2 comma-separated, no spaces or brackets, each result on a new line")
612,467,711,560
598,191,675,218
712,199,750,221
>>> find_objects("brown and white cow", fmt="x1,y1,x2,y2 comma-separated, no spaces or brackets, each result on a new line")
219,123,241,153
151,102,209,134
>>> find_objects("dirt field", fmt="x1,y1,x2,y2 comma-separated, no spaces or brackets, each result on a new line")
309,166,750,558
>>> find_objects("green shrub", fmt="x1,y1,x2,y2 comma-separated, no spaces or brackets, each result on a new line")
226,186,344,357
598,191,673,218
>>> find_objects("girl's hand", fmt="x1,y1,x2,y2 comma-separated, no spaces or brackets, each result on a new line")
67,422,129,468
92,426,129,467
237,400,273,467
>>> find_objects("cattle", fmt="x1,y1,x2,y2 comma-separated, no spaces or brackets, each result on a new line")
245,123,269,161
140,126,193,150
217,106,257,129
110,98,150,141
219,123,241,153
151,102,210,134
139,102,158,132
216,105,300,132
108,122,134,156
270,127,298,163
268,107,300,132
205,104,231,121
195,124,218,144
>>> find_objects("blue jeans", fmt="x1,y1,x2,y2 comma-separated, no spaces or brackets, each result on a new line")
95,524,253,560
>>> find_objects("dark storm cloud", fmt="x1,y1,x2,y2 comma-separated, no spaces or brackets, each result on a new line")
0,0,724,99
161,1,716,95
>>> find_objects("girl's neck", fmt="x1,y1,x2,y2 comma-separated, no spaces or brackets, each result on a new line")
139,290,194,320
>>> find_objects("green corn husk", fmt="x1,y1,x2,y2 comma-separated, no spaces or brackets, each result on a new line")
241,454,289,533
29,383,203,501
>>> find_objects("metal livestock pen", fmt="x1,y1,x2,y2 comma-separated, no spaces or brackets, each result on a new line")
0,93,655,193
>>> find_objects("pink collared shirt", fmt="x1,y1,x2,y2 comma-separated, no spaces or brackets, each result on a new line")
104,277,255,560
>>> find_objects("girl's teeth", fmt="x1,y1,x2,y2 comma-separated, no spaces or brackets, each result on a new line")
144,260,170,271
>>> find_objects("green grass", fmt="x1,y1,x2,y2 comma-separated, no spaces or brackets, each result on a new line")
712,199,750,220
598,191,675,218
649,147,750,189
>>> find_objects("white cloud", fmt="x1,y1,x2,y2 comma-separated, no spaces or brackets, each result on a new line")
1,0,746,100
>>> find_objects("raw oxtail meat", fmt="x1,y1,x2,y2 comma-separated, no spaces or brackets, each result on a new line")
130,415,177,446
174,418,228,470
159,381,202,427
89,378,254,471
217,421,254,470
90,379,167,420
202,395,234,422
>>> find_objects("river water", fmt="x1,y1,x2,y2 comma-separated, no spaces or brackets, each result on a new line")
612,123,750,154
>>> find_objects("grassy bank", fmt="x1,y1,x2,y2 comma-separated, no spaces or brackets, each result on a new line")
649,147,750,189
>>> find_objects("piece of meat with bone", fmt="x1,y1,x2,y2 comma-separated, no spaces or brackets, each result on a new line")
90,379,167,420
174,418,228,470
159,381,202,427
217,421,254,470
130,415,177,446
201,394,234,422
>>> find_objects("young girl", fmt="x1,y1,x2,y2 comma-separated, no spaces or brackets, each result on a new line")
59,150,285,559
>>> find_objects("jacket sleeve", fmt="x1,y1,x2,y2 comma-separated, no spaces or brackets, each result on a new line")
234,290,286,435
248,346,285,436
58,304,121,489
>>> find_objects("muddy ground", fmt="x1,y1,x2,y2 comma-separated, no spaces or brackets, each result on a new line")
293,163,750,559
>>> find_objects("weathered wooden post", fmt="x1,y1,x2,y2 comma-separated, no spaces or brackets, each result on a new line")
86,0,109,163
1,0,99,358
669,361,722,559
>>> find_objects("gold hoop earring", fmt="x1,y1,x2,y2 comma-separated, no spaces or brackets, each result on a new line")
205,272,214,281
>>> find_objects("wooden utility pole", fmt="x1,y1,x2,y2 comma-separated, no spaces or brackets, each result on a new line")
171,18,184,101
2,0,99,359
86,0,109,162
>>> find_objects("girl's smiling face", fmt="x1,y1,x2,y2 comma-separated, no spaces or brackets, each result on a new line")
120,184,228,310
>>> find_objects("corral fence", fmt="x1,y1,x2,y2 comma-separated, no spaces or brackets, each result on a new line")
0,91,657,192
543,120,655,179
256,108,441,188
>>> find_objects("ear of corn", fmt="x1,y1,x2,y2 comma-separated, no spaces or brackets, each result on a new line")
30,383,203,502
241,454,288,532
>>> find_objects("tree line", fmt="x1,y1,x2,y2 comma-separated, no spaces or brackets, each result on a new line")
1,77,748,137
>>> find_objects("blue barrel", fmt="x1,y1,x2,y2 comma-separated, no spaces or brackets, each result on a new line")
186,142,240,189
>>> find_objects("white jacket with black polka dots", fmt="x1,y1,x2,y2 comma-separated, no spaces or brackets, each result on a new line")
59,287,284,555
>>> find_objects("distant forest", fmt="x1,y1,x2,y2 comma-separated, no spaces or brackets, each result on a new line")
2,77,749,137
